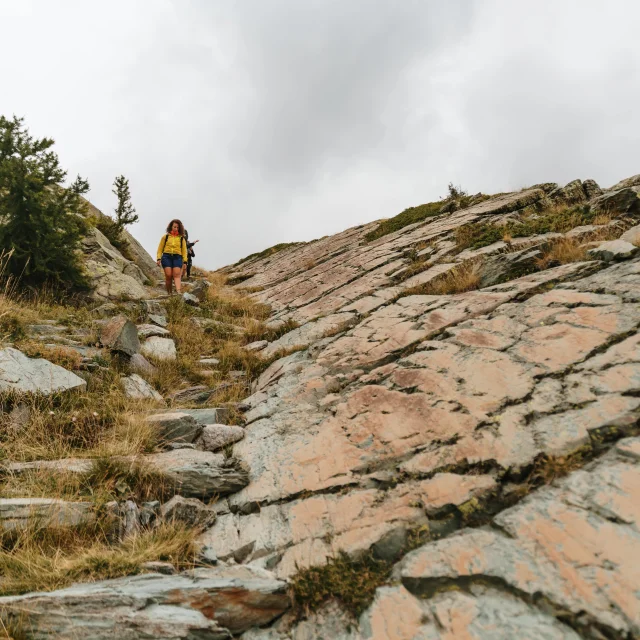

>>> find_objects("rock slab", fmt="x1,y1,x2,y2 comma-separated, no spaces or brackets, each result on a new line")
0,565,290,638
137,323,171,338
0,348,86,395
147,412,201,443
588,239,639,261
160,495,217,528
121,374,163,401
144,449,249,499
141,336,177,361
0,498,94,532
198,424,246,451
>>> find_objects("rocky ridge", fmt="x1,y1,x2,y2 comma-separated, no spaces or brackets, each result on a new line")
0,175,639,638
213,175,640,638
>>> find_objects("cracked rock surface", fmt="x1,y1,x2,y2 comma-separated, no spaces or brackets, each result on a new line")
213,178,640,638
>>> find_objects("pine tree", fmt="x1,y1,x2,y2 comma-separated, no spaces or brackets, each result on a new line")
0,115,90,290
112,175,138,233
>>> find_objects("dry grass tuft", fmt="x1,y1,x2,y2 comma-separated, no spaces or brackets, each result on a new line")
404,262,481,297
0,521,197,597
0,375,157,463
535,238,588,270
290,552,392,618
15,341,83,371
82,457,173,503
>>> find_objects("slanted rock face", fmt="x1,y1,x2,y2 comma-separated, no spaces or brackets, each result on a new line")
206,176,640,637
82,226,149,301
82,198,162,284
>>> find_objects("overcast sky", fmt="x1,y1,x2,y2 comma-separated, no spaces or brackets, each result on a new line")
1,1,639,268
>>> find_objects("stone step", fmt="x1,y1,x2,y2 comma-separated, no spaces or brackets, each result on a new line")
0,565,290,638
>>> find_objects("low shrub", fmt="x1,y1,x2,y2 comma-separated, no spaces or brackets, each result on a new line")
290,552,393,618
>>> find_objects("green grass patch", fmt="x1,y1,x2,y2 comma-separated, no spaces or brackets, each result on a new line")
290,552,393,618
455,204,598,251
235,242,301,266
364,202,442,242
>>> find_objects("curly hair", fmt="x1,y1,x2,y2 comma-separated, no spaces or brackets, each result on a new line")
166,219,185,235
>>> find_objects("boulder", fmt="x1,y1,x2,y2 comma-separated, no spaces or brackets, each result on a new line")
129,353,157,376
183,292,199,306
478,246,542,287
137,324,171,338
148,313,169,328
117,499,141,540
609,173,640,191
548,178,588,205
121,374,163,402
199,357,221,366
141,337,177,361
99,315,140,356
82,199,161,283
140,501,160,528
469,187,546,216
582,178,603,200
93,302,119,318
592,187,640,216
189,279,211,301
4,458,94,476
198,424,245,452
119,229,162,283
159,495,217,528
144,449,249,499
146,412,201,443
143,299,165,316
0,565,289,638
620,223,640,246
587,239,639,262
0,348,86,395
0,498,94,532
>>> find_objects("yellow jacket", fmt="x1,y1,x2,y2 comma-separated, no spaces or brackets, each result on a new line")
157,234,188,261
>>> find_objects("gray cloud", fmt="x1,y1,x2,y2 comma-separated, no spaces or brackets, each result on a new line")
0,0,638,268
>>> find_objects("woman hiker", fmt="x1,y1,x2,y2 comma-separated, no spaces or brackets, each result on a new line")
157,219,188,294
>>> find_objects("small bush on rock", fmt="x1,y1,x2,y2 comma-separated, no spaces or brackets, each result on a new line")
290,552,392,618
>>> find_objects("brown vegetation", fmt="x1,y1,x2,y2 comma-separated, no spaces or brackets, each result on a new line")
403,261,481,297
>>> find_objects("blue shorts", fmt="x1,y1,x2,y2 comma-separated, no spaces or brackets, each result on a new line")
161,253,183,269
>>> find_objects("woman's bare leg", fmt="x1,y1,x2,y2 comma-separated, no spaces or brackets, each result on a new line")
172,266,183,293
163,266,173,294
